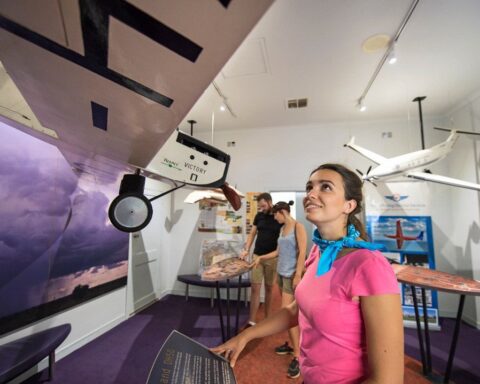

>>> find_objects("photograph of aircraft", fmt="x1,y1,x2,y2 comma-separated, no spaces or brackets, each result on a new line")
344,127,480,191
385,219,423,249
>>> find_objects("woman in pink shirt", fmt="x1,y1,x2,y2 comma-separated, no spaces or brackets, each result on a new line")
212,163,404,383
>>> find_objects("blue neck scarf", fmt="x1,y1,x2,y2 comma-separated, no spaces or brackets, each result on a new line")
312,224,385,277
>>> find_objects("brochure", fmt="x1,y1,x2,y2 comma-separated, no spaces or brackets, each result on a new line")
146,330,236,384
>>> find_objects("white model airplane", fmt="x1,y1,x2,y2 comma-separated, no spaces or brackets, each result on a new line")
0,0,273,232
344,127,480,191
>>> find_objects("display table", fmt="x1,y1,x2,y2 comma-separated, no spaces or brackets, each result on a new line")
177,274,250,307
177,274,250,341
395,265,480,383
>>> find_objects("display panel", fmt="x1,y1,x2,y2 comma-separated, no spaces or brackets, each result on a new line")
0,122,129,335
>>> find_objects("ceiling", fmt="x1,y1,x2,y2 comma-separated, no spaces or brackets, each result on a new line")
179,0,480,133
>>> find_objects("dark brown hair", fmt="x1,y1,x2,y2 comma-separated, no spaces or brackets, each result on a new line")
272,200,294,213
257,192,273,202
310,163,367,239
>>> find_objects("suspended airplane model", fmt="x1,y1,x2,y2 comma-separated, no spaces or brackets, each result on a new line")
107,128,242,232
0,0,273,232
344,127,480,191
385,220,423,249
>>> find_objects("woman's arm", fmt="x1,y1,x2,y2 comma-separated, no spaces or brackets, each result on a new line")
293,222,308,289
211,300,299,367
251,247,279,268
360,294,404,384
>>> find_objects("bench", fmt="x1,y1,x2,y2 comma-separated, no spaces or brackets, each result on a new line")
0,323,71,384
177,274,250,307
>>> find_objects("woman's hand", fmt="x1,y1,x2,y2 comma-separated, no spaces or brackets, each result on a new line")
250,256,262,269
292,273,302,290
210,334,248,367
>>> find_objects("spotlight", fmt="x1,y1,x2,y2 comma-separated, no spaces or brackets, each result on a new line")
219,104,226,112
357,98,367,112
387,44,397,64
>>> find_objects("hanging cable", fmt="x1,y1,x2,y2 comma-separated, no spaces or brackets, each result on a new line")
211,111,215,145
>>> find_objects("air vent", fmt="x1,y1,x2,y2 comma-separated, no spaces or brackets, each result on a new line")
286,98,308,109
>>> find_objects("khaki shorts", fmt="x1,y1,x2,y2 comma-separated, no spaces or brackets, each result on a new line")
277,274,294,295
251,255,278,286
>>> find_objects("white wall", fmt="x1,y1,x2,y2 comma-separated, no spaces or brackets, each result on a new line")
444,90,480,326
170,115,477,326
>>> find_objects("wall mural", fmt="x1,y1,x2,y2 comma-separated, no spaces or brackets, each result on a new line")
0,122,129,335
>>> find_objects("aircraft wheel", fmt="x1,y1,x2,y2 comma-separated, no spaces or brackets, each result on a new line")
108,193,153,233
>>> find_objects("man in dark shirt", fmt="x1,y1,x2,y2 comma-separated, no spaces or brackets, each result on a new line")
240,193,282,327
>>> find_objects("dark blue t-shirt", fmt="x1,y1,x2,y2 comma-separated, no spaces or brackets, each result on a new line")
253,212,282,255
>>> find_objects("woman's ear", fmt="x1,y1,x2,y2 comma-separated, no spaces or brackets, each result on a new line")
344,199,357,214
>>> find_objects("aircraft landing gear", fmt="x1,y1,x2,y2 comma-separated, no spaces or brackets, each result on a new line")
109,192,153,233
108,170,185,233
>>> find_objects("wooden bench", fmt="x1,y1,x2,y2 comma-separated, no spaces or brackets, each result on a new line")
177,274,250,307
0,323,71,384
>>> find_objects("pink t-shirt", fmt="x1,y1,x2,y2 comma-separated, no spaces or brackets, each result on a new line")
295,245,399,384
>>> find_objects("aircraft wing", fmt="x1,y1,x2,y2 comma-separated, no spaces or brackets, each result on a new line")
407,171,480,191
0,1,273,170
344,137,388,165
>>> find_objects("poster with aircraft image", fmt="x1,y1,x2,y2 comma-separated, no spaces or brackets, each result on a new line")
366,215,439,328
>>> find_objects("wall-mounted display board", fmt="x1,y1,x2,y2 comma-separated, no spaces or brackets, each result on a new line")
367,215,439,328
198,201,242,235
245,192,261,235
365,182,439,329
0,123,129,335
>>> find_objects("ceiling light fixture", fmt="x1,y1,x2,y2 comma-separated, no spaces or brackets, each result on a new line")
356,0,419,110
357,98,367,112
387,44,397,64
212,81,236,118
219,104,226,112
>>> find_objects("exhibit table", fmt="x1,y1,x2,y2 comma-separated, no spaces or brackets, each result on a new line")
394,265,480,383
214,274,247,342
176,274,250,308
200,258,253,342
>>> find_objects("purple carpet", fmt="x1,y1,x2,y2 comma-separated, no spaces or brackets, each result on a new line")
404,317,480,383
23,295,247,384
22,294,479,384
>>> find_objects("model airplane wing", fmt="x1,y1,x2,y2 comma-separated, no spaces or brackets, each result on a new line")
407,171,480,191
0,1,273,231
0,0,272,167
344,137,388,165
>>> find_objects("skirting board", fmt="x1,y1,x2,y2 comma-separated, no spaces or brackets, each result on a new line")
439,310,480,329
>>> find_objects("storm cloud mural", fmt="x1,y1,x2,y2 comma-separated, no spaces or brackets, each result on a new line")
0,122,129,335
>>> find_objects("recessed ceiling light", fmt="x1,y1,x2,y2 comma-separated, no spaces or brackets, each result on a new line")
362,34,391,53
